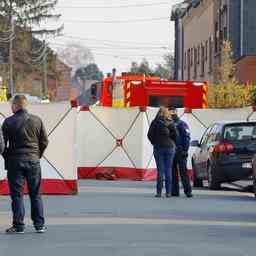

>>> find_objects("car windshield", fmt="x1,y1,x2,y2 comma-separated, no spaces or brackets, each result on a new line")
224,123,256,141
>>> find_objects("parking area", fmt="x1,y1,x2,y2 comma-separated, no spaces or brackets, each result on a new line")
0,180,255,256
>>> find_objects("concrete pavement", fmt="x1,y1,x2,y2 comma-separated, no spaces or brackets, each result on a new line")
0,180,256,256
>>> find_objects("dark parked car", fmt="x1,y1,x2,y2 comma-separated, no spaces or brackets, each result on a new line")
191,121,256,190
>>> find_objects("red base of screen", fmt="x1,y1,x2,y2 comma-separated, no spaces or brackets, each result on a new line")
78,167,156,181
78,167,193,181
0,179,78,195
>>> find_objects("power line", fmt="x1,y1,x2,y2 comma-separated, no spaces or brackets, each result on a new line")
31,41,48,64
31,42,46,55
50,42,168,50
0,33,15,42
0,28,13,34
56,35,169,47
50,44,165,58
63,17,169,24
50,44,168,57
59,1,170,9
93,52,164,57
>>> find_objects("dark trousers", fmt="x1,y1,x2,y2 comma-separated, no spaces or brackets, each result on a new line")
7,160,45,229
153,147,175,195
172,155,192,196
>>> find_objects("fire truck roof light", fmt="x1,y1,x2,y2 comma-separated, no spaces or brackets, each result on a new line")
131,81,142,85
193,82,204,86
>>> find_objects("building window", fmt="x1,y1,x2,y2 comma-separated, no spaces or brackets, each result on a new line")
205,41,208,62
184,52,186,70
194,47,197,79
222,5,228,40
201,44,205,77
191,48,193,67
209,37,213,73
214,22,219,53
197,46,200,64
223,27,227,40
0,47,8,64
219,29,223,48
187,49,191,80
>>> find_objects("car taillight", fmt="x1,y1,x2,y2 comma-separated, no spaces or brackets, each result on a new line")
211,142,234,154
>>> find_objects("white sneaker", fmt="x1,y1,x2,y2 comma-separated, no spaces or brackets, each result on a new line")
35,226,47,233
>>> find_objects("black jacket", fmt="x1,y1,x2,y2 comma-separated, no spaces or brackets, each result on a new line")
148,116,178,148
2,109,49,162
0,128,4,154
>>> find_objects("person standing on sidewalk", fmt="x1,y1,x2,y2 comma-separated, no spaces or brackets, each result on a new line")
170,108,193,198
148,107,178,198
2,95,49,234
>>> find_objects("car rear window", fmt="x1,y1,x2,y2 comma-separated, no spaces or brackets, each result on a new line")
224,123,256,141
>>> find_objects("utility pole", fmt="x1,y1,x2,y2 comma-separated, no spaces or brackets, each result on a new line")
8,18,14,98
42,40,48,98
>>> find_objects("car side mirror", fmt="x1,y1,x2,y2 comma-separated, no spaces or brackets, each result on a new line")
191,140,200,147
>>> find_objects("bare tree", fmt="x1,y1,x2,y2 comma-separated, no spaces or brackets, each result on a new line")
58,43,94,75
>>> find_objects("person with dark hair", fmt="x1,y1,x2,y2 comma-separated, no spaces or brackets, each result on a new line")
169,108,193,198
2,95,49,234
148,107,178,198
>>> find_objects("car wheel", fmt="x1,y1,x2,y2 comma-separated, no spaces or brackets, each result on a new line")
192,161,203,188
207,164,221,190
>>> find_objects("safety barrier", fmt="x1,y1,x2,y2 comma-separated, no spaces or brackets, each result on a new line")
1,103,255,186
77,106,256,181
0,102,78,195
77,107,192,181
77,106,156,180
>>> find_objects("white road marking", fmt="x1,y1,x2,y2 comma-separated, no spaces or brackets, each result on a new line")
0,215,255,228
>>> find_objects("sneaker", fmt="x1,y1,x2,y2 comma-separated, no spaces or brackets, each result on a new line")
186,193,193,198
5,226,25,234
35,226,47,234
166,193,171,198
155,194,162,198
171,194,180,197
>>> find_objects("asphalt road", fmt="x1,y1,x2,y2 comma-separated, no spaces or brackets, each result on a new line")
0,180,255,256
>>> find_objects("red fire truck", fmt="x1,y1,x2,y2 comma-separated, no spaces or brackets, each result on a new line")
100,73,208,109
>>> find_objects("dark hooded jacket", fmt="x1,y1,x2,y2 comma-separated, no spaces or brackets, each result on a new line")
148,116,178,148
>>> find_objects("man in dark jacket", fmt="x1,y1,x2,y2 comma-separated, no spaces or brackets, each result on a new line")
2,95,49,234
170,108,193,198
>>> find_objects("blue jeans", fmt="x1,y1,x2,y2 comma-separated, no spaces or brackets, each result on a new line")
172,154,192,196
7,160,45,229
153,147,175,195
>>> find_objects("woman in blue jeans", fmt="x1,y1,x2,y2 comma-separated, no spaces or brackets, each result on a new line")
148,107,178,198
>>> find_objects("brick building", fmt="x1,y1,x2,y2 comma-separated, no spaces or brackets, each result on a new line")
0,18,72,101
171,0,256,84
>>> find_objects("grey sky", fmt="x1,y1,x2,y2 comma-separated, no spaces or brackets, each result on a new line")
50,0,182,74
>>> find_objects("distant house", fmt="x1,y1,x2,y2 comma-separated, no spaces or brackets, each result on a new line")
48,58,72,101
171,0,256,84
